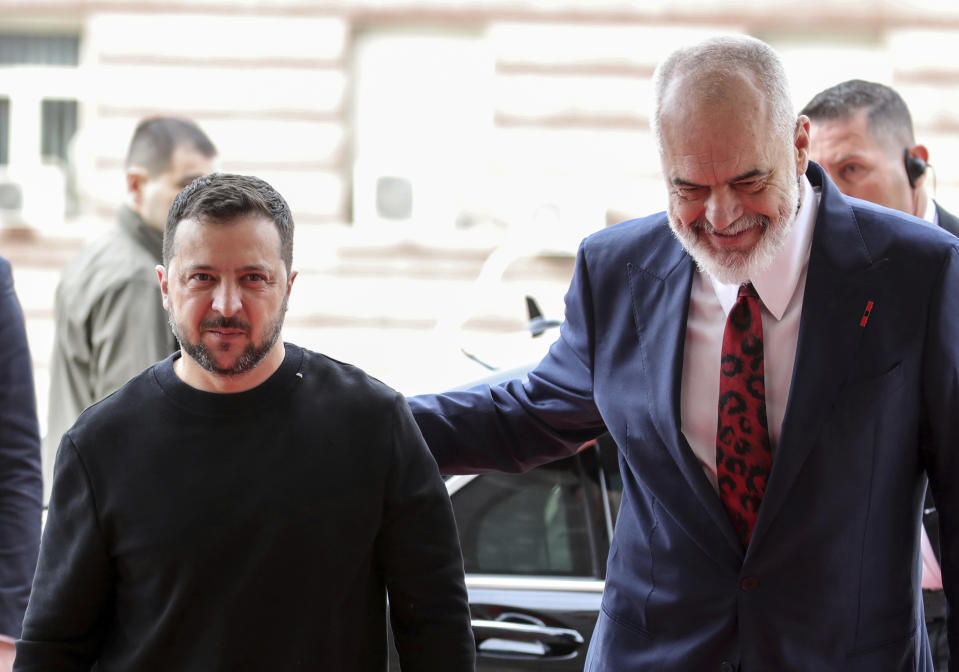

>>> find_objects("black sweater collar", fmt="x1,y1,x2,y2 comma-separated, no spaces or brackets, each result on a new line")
153,343,305,417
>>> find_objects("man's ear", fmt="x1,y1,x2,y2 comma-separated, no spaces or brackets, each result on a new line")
794,115,811,176
285,269,298,308
127,168,148,207
156,264,170,310
905,144,930,190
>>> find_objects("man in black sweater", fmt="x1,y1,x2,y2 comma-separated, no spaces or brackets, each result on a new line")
16,174,475,671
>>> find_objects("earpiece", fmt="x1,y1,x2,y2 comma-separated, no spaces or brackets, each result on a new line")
904,149,928,188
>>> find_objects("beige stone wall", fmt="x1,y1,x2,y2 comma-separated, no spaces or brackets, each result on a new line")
2,1,958,233
79,11,350,224
4,0,959,416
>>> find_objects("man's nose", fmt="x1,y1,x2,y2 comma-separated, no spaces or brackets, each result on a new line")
705,186,743,230
211,282,242,316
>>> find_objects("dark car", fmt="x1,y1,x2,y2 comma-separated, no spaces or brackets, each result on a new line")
450,432,621,671
390,354,621,671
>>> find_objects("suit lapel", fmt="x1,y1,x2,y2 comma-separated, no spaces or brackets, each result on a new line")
750,164,885,548
626,223,746,562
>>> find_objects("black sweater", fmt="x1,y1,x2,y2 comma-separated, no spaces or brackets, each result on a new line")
16,344,474,671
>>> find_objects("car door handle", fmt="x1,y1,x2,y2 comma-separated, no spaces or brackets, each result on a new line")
472,619,585,658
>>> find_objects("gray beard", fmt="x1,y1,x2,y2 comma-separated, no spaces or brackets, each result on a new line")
669,179,800,285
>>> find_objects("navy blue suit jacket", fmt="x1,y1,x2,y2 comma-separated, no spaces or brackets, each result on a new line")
0,256,42,640
409,163,959,671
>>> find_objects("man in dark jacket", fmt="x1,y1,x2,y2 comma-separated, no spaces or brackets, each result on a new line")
803,78,956,671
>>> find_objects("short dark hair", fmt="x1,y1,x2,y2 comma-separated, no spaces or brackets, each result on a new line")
125,116,217,177
800,79,915,149
164,173,294,275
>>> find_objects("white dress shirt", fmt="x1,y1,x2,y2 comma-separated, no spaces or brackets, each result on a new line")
920,196,945,591
923,197,937,227
680,175,817,492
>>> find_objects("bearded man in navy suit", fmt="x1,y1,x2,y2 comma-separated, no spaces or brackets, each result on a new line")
409,35,959,671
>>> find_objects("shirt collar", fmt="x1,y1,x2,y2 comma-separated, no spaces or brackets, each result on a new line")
923,198,938,226
708,174,818,320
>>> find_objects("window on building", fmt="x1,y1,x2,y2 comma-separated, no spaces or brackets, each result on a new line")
41,99,77,164
0,32,80,224
0,33,79,66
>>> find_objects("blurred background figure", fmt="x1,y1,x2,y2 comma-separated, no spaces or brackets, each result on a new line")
803,79,953,671
802,79,959,235
42,117,216,502
0,256,42,672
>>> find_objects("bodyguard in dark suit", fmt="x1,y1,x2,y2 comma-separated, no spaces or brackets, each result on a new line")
409,36,959,670
803,78,956,671
802,78,959,238
0,257,42,671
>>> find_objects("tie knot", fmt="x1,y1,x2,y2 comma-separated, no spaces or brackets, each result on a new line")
739,283,758,299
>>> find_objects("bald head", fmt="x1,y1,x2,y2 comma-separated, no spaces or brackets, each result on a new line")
652,35,797,156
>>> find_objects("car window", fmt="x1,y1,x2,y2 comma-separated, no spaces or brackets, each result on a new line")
596,433,623,538
451,454,600,577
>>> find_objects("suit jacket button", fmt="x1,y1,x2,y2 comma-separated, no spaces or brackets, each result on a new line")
720,661,736,672
741,577,759,592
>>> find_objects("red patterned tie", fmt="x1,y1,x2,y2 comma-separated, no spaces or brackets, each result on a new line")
716,283,771,547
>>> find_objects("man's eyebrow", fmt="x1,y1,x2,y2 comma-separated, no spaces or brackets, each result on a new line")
671,169,769,188
238,264,273,274
729,169,769,182
178,264,216,279
831,152,864,165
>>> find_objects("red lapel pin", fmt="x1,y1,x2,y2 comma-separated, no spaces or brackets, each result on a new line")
859,300,874,327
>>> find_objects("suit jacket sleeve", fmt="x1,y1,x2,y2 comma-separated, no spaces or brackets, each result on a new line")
918,243,959,661
15,438,112,671
408,239,607,474
0,258,42,641
378,395,475,671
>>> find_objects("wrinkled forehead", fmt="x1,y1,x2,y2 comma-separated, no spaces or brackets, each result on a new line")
659,74,779,183
660,68,769,134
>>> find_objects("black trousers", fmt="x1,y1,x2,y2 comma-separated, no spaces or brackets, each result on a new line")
924,589,949,672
